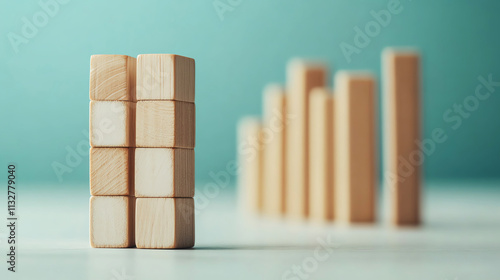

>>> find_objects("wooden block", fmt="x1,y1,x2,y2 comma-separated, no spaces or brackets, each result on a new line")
137,54,195,102
383,49,421,226
90,148,134,196
90,101,136,147
334,71,377,223
90,196,135,248
285,60,328,219
89,55,136,101
135,148,194,197
237,117,264,214
136,101,195,148
309,88,335,221
262,85,287,216
135,198,194,249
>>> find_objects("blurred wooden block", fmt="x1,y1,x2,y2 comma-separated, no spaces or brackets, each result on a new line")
90,101,136,147
309,88,335,221
237,117,264,214
262,85,287,216
135,148,194,198
286,60,328,219
383,49,421,226
334,71,377,223
90,196,135,248
136,101,195,148
90,148,134,196
135,198,194,249
137,54,195,102
89,55,136,101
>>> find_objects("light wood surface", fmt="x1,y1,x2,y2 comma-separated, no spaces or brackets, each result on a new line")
89,55,136,101
334,71,377,223
286,60,328,219
135,198,195,249
135,148,194,198
90,101,136,147
309,88,335,221
136,101,195,148
383,49,421,226
137,54,195,102
90,147,134,196
89,196,135,248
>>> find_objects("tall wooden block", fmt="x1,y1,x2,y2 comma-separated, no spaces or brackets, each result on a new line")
90,196,135,248
237,117,264,214
135,198,195,249
137,54,195,102
90,101,136,147
309,88,335,221
262,85,287,216
136,101,195,148
286,60,328,219
135,148,194,198
334,71,377,223
383,49,421,226
89,55,136,101
90,148,134,196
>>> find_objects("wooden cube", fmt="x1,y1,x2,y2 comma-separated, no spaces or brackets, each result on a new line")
136,101,195,148
89,55,136,101
137,54,195,102
135,198,194,249
90,196,135,248
90,148,134,196
135,148,194,197
90,101,135,147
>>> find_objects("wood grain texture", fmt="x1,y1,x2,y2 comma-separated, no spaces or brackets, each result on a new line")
90,101,136,147
309,88,335,222
89,55,136,101
262,85,287,216
286,60,328,219
135,198,194,249
90,196,135,248
334,71,377,223
137,54,195,102
136,101,195,148
383,49,421,226
90,148,134,196
135,148,194,198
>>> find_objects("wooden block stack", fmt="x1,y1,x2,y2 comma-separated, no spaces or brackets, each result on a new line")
89,55,137,248
135,54,196,249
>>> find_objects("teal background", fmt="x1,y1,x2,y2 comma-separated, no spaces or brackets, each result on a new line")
1,0,500,187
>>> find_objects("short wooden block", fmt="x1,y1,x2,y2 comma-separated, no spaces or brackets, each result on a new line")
90,196,135,248
309,88,335,221
262,85,287,216
89,55,136,101
90,148,134,196
286,60,328,219
136,101,195,148
135,198,194,249
334,71,377,223
383,49,421,226
90,101,136,147
137,54,195,102
135,148,194,198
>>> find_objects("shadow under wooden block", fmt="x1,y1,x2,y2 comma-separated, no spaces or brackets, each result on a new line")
90,101,136,147
90,147,134,196
90,196,135,248
89,55,136,101
135,148,194,198
137,54,195,102
135,198,195,249
136,101,195,148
